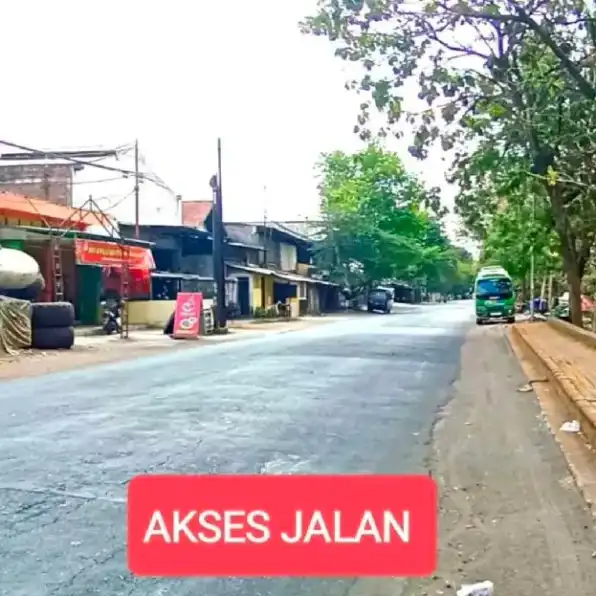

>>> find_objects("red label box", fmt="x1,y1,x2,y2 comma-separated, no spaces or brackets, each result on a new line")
127,474,436,577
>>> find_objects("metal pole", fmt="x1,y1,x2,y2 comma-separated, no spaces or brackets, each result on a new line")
134,139,140,239
263,190,268,268
529,193,535,320
211,138,227,330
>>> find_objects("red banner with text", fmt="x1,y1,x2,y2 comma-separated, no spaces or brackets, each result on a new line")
127,474,436,577
74,239,155,269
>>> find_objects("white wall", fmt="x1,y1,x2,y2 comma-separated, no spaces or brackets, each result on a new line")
279,242,297,272
71,151,181,227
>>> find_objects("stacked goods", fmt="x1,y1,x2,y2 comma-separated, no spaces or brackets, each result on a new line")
0,296,32,356
30,302,75,349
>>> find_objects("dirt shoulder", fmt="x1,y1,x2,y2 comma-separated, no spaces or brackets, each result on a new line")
0,316,337,381
404,324,596,595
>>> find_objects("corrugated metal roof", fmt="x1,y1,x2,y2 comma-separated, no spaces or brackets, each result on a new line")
224,223,263,248
0,191,116,230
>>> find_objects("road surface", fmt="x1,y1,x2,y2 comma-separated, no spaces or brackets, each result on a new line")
0,303,472,596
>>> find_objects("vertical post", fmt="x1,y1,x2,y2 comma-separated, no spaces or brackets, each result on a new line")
134,139,140,239
529,193,535,321
263,202,268,268
211,138,227,330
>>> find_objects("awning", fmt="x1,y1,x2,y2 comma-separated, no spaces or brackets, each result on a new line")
226,263,275,276
226,262,337,286
74,239,155,269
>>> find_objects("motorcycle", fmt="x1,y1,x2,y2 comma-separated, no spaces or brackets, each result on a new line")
100,300,122,335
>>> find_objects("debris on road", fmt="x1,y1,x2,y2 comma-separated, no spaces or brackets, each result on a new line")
456,581,494,596
560,420,581,433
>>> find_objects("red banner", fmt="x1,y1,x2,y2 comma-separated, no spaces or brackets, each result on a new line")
74,239,155,269
172,292,203,339
127,474,436,577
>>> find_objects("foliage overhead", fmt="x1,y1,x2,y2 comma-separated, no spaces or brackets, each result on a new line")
302,0,596,324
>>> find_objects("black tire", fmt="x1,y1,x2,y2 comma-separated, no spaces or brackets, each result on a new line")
506,317,515,324
31,326,75,349
476,318,484,325
31,302,75,328
0,277,44,301
163,311,175,335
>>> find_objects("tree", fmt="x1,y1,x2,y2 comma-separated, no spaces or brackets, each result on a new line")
452,142,560,292
315,145,445,290
302,0,596,324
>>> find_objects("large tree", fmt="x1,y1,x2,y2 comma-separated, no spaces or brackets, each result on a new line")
315,145,446,290
303,0,596,324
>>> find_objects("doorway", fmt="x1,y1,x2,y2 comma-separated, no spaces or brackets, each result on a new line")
237,277,250,316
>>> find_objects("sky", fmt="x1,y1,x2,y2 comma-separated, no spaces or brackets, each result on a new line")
0,0,465,244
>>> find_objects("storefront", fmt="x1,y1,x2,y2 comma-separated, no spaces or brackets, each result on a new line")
72,238,155,324
0,225,155,324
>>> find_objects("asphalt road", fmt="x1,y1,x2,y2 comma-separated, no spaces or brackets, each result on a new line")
0,302,473,596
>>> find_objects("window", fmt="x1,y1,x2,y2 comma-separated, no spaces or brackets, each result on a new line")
476,278,513,299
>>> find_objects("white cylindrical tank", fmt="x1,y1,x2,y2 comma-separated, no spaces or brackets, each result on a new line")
0,247,41,290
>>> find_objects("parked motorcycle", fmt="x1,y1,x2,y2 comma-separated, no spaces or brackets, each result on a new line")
100,300,122,335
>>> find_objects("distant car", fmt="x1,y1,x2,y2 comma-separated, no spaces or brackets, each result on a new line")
367,287,394,314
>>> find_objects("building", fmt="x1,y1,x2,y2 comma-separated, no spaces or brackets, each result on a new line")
118,223,233,328
0,162,76,206
223,221,339,317
0,147,181,227
0,191,155,324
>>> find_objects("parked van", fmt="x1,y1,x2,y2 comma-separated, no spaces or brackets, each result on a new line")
367,286,394,314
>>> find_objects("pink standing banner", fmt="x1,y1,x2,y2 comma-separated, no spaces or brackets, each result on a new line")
172,292,203,339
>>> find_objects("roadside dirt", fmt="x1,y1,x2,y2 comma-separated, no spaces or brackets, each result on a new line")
403,324,596,596
0,335,193,381
0,317,337,381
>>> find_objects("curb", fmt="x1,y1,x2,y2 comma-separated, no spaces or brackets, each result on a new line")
547,316,596,351
507,326,596,520
511,323,596,451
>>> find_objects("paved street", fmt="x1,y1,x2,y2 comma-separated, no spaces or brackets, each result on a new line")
0,303,472,596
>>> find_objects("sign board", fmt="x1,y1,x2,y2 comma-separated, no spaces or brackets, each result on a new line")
74,239,155,269
172,292,203,339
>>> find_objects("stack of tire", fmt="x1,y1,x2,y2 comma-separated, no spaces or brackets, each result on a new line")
30,302,76,350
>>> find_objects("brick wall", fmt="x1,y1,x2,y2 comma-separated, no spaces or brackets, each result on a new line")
0,164,74,206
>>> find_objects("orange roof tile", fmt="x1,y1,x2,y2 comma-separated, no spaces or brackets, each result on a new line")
0,191,115,231
181,200,212,228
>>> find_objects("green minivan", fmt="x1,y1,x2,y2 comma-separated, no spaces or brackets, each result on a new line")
474,266,516,325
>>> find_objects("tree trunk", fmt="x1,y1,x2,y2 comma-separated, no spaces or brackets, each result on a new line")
521,276,528,303
564,258,583,327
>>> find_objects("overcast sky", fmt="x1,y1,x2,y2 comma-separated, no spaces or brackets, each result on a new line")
0,0,463,241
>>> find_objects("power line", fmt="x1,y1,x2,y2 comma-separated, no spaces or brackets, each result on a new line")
0,139,178,194
0,139,138,176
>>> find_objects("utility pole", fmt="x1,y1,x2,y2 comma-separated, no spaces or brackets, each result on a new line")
134,139,140,239
263,185,268,268
211,138,227,330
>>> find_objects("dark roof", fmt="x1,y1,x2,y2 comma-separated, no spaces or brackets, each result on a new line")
16,225,154,247
119,223,211,240
223,223,263,249
276,220,324,240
